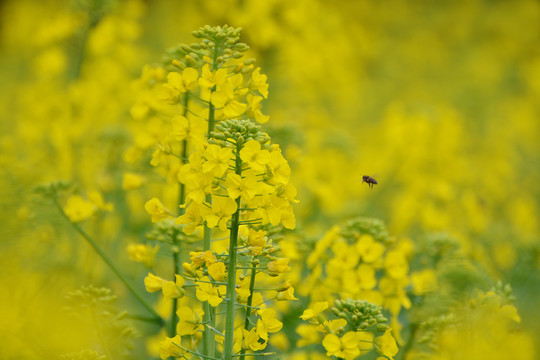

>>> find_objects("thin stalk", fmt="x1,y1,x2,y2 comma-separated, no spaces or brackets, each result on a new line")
224,143,243,360
53,199,163,325
239,260,258,360
202,41,220,357
169,91,191,339
168,237,181,337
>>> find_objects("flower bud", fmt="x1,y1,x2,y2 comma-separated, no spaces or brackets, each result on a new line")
172,59,185,69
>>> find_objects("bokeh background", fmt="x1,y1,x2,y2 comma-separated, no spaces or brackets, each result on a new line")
1,0,539,358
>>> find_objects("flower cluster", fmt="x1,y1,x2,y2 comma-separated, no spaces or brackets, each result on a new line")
299,299,398,360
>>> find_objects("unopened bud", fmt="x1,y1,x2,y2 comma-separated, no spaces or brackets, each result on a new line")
234,63,245,73
172,59,185,69
277,281,291,292
237,135,245,146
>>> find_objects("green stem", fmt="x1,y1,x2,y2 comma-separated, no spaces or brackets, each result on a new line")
169,91,190,340
169,238,181,338
201,41,221,358
224,143,243,360
53,199,163,325
239,259,257,360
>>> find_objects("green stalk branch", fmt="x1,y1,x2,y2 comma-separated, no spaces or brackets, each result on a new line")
202,42,220,357
53,199,163,325
224,142,243,360
239,259,258,360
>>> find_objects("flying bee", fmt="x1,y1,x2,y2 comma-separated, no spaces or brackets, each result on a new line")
362,175,378,189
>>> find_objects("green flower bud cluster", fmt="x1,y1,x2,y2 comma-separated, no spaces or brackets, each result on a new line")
333,299,390,333
145,219,197,244
210,119,270,148
33,180,73,199
490,281,515,303
163,25,250,70
417,313,455,345
65,286,136,354
419,233,461,261
340,217,391,245
60,349,107,360
66,285,117,307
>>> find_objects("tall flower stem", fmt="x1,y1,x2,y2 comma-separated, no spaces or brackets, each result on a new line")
53,198,163,325
169,91,191,338
239,259,257,360
224,143,243,360
202,42,220,357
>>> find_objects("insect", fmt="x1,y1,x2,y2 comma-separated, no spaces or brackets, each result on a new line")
362,175,378,189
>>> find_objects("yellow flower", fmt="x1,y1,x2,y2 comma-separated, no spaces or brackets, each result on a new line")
127,243,159,268
203,144,233,177
276,286,299,301
196,276,225,307
184,173,214,204
208,262,226,282
144,197,171,223
63,195,96,222
411,269,437,295
199,64,227,88
374,330,398,360
243,327,267,351
144,273,167,292
356,234,385,263
246,94,269,124
240,140,271,173
236,275,252,299
384,250,409,280
159,335,184,359
176,306,203,336
300,301,328,321
267,258,291,274
265,149,290,185
210,75,248,118
357,263,377,290
87,191,114,212
163,67,198,103
175,202,208,235
204,196,238,231
248,228,267,247
256,308,283,340
296,324,320,347
188,250,216,269
250,67,269,98
169,115,205,145
122,172,145,190
225,171,258,201
322,332,361,360
162,275,185,299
